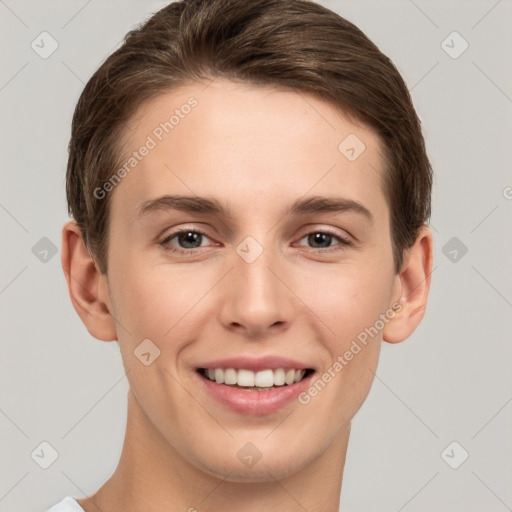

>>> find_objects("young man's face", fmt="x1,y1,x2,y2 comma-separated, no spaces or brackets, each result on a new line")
74,80,425,482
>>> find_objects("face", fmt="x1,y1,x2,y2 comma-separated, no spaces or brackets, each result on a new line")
102,79,401,482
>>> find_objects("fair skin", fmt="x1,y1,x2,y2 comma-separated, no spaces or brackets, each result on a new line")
62,80,433,512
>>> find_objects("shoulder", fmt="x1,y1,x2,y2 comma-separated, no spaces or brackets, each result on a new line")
45,496,85,512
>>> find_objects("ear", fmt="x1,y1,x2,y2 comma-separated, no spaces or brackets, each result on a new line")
61,220,117,341
383,226,434,343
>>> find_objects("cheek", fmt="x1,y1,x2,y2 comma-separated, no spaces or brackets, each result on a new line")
298,263,392,405
108,257,211,350
304,261,394,344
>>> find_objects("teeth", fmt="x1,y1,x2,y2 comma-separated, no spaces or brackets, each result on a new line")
237,369,255,387
285,369,295,385
224,368,237,385
273,368,285,385
202,367,309,387
254,369,274,387
214,368,224,384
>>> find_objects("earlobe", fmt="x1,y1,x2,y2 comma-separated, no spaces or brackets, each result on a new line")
383,226,434,344
61,220,117,341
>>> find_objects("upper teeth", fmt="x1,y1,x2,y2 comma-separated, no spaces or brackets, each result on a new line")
204,368,306,387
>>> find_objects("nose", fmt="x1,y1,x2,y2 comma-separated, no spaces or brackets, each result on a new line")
218,239,296,339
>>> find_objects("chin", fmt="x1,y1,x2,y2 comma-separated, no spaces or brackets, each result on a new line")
192,440,321,484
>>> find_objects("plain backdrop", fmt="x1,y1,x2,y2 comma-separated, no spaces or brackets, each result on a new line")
1,1,511,511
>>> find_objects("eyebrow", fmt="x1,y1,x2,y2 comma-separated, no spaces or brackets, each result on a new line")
137,194,373,223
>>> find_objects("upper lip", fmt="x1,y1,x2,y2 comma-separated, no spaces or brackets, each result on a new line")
196,355,315,372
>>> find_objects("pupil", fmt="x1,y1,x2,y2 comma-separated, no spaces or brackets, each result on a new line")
179,232,201,248
309,232,331,248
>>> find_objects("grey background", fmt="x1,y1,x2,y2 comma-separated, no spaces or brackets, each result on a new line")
1,1,511,511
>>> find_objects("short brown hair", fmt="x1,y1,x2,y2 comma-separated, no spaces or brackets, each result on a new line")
66,0,432,274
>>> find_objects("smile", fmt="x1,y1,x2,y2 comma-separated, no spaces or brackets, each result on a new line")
194,355,316,414
199,367,313,390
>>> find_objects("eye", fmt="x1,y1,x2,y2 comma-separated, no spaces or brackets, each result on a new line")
159,229,215,253
297,229,351,252
158,227,351,255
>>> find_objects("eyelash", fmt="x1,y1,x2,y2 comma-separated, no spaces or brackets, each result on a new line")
158,227,352,255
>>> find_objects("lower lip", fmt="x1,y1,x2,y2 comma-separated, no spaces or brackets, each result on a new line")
196,371,314,415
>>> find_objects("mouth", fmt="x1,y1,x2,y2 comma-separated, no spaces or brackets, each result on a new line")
194,355,317,414
197,367,315,391
196,366,315,414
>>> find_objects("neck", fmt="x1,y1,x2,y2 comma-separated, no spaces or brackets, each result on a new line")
78,389,350,512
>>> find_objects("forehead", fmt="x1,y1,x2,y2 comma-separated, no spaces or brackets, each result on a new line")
110,79,389,224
